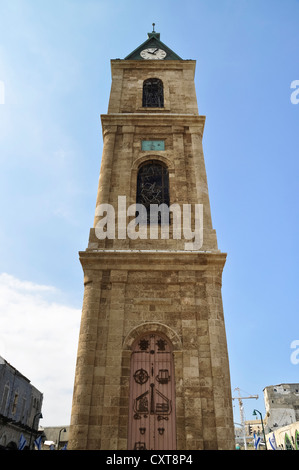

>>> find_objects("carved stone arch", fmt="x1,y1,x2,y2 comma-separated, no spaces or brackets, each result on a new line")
131,154,174,172
123,322,182,351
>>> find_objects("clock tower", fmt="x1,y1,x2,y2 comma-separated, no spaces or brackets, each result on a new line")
68,28,235,451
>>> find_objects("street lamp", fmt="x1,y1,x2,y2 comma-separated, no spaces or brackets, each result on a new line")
57,428,67,450
253,409,267,450
29,412,43,450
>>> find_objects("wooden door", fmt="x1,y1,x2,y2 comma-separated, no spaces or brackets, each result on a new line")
128,333,176,450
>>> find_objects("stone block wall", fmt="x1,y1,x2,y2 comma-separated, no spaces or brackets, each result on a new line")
68,251,235,450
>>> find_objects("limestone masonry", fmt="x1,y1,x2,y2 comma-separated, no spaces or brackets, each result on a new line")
68,31,235,450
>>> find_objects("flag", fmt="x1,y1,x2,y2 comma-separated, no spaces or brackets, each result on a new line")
269,433,277,450
18,434,27,450
34,435,42,450
253,432,261,450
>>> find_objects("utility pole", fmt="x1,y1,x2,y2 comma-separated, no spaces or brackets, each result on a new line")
232,387,258,450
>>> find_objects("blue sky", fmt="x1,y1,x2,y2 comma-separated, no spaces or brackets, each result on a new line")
0,0,298,428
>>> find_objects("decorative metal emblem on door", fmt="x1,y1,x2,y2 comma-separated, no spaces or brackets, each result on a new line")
156,369,171,384
134,368,149,385
128,333,176,450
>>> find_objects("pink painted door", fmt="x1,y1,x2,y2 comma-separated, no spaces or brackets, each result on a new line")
128,333,176,450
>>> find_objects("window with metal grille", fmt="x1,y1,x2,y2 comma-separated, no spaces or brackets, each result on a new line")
142,78,164,108
136,161,169,223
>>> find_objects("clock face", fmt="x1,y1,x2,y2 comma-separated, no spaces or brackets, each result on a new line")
140,48,167,60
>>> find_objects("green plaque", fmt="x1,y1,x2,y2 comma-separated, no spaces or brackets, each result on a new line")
142,140,165,151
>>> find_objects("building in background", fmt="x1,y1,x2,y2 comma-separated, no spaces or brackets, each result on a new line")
0,356,43,450
42,426,69,450
263,383,299,450
235,383,299,450
266,421,299,450
264,383,299,431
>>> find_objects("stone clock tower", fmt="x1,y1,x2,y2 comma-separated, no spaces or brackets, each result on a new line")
68,28,235,451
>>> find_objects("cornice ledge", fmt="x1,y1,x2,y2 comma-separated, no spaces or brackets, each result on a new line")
101,113,205,126
79,249,227,268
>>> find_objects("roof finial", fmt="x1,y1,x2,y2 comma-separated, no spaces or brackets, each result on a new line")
152,23,156,33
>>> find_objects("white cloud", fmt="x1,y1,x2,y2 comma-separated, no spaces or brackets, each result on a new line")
0,273,81,427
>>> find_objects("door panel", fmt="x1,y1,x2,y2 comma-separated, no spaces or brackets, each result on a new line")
128,333,176,450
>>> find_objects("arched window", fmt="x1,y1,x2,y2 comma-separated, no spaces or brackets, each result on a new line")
143,78,164,107
136,161,169,223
